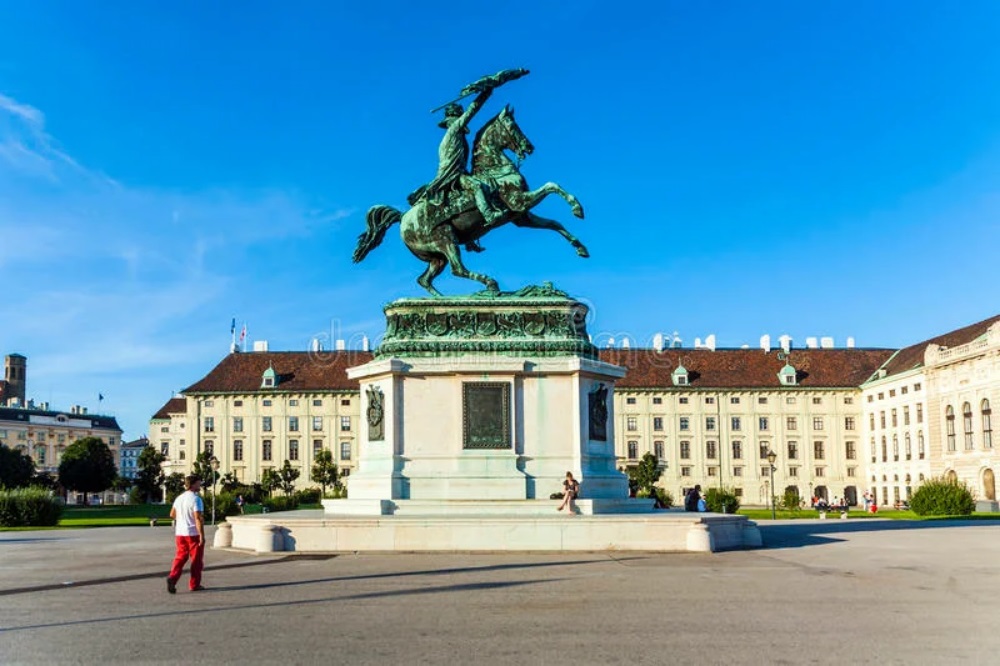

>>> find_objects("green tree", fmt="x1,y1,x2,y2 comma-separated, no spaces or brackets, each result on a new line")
112,475,133,493
31,470,57,490
219,472,241,493
0,444,36,488
261,468,281,497
133,446,166,503
57,437,117,501
164,473,186,503
310,449,339,496
192,451,221,487
278,460,300,496
910,477,976,516
627,452,663,495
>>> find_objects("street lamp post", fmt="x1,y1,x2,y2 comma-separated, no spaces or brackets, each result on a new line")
210,456,220,526
766,450,777,520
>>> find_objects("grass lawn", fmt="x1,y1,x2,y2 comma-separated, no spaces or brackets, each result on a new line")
738,508,1000,521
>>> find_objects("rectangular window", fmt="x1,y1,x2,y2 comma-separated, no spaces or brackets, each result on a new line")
340,441,352,460
161,426,168,433
262,399,272,407
309,416,322,431
653,417,664,431
654,440,664,460
786,417,797,431
705,397,715,404
341,398,351,406
878,393,884,400
289,416,299,432
340,416,350,432
204,400,214,408
813,441,825,459
914,383,922,391
867,395,874,403
891,409,898,427
289,439,299,461
204,441,213,455
761,466,770,477
903,406,910,426
705,467,718,477
313,439,323,454
889,389,896,398
627,416,638,431
705,416,716,431
731,397,740,405
844,397,854,405
786,397,796,405
845,416,855,431
289,399,299,407
847,467,856,477
262,417,272,432
815,466,825,477
233,417,243,433
680,441,691,459
901,387,908,395
759,442,770,459
706,440,717,459
880,411,886,429
787,441,798,460
813,417,823,431
846,441,856,460
812,397,822,405
679,417,690,431
681,466,691,477
179,450,186,461
234,440,243,462
627,441,638,459
262,440,272,461
732,440,743,459
870,413,876,430
161,442,169,456
759,416,769,431
679,397,688,404
626,397,636,405
652,397,663,405
788,466,799,477
731,416,742,431
733,467,743,477
917,404,923,424
203,417,215,433
234,400,243,407
313,399,323,407
758,397,768,405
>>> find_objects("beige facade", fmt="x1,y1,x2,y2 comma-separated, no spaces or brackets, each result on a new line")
0,405,122,475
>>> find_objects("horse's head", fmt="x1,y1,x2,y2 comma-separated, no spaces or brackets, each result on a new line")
475,105,534,163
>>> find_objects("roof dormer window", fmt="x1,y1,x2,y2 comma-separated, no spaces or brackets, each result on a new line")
778,362,797,386
261,365,277,389
672,364,689,387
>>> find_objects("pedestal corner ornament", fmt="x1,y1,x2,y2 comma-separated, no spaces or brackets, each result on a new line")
366,385,384,441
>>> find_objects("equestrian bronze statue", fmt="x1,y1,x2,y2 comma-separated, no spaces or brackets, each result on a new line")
353,69,589,296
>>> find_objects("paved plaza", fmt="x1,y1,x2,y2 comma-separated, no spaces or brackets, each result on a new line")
1,519,999,664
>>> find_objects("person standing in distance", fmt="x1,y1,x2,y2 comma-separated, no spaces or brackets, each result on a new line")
166,475,206,593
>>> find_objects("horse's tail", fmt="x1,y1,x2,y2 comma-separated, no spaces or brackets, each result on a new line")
353,205,402,263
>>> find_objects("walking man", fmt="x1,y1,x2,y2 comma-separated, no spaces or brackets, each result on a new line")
166,475,206,593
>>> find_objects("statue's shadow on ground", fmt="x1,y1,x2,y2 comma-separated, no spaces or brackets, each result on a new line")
759,518,1000,550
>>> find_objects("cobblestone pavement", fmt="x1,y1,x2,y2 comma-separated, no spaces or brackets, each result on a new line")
1,520,999,664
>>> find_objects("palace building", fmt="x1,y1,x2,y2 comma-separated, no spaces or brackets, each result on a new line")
150,314,1000,507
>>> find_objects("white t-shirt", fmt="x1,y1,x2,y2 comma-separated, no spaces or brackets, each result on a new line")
172,490,205,537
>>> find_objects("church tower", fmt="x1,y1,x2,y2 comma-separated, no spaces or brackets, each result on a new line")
4,354,26,406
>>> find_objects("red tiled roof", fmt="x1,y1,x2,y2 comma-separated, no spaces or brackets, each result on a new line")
879,314,1000,379
600,348,895,389
182,351,374,394
152,397,188,420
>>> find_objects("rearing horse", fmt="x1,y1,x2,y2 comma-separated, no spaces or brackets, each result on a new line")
353,106,588,296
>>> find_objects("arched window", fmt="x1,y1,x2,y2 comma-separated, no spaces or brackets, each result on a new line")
983,399,993,449
946,405,956,451
918,431,925,459
963,402,974,450
881,436,887,462
904,432,912,460
892,435,899,461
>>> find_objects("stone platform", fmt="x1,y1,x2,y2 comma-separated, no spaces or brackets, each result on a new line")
218,509,761,554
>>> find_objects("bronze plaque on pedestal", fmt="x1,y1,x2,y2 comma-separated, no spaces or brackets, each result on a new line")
462,382,511,449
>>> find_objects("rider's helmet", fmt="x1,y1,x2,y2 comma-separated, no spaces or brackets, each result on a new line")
438,103,463,128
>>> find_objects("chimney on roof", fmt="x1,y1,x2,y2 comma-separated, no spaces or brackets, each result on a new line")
335,339,346,351
820,336,834,349
621,338,630,349
253,340,269,352
760,334,771,353
694,337,702,349
652,333,664,351
741,344,750,349
705,334,716,352
806,337,818,349
672,331,682,348
362,335,370,352
311,338,323,353
846,336,856,348
606,337,615,349
779,335,792,353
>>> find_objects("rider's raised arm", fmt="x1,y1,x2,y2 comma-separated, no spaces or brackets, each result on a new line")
457,89,492,129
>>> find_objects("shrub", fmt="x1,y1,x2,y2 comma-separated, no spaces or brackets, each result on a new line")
0,487,63,527
654,487,674,509
779,488,802,512
205,491,240,523
262,495,299,512
294,488,322,504
324,485,348,500
704,487,740,513
910,477,975,516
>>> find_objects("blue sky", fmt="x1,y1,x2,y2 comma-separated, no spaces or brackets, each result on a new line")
1,1,999,439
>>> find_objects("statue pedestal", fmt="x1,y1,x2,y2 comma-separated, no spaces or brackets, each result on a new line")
324,287,629,513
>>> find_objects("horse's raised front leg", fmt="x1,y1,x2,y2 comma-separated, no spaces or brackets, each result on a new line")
513,212,589,258
441,243,500,292
506,182,585,219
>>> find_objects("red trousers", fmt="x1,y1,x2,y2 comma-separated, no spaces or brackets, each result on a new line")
168,536,205,589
